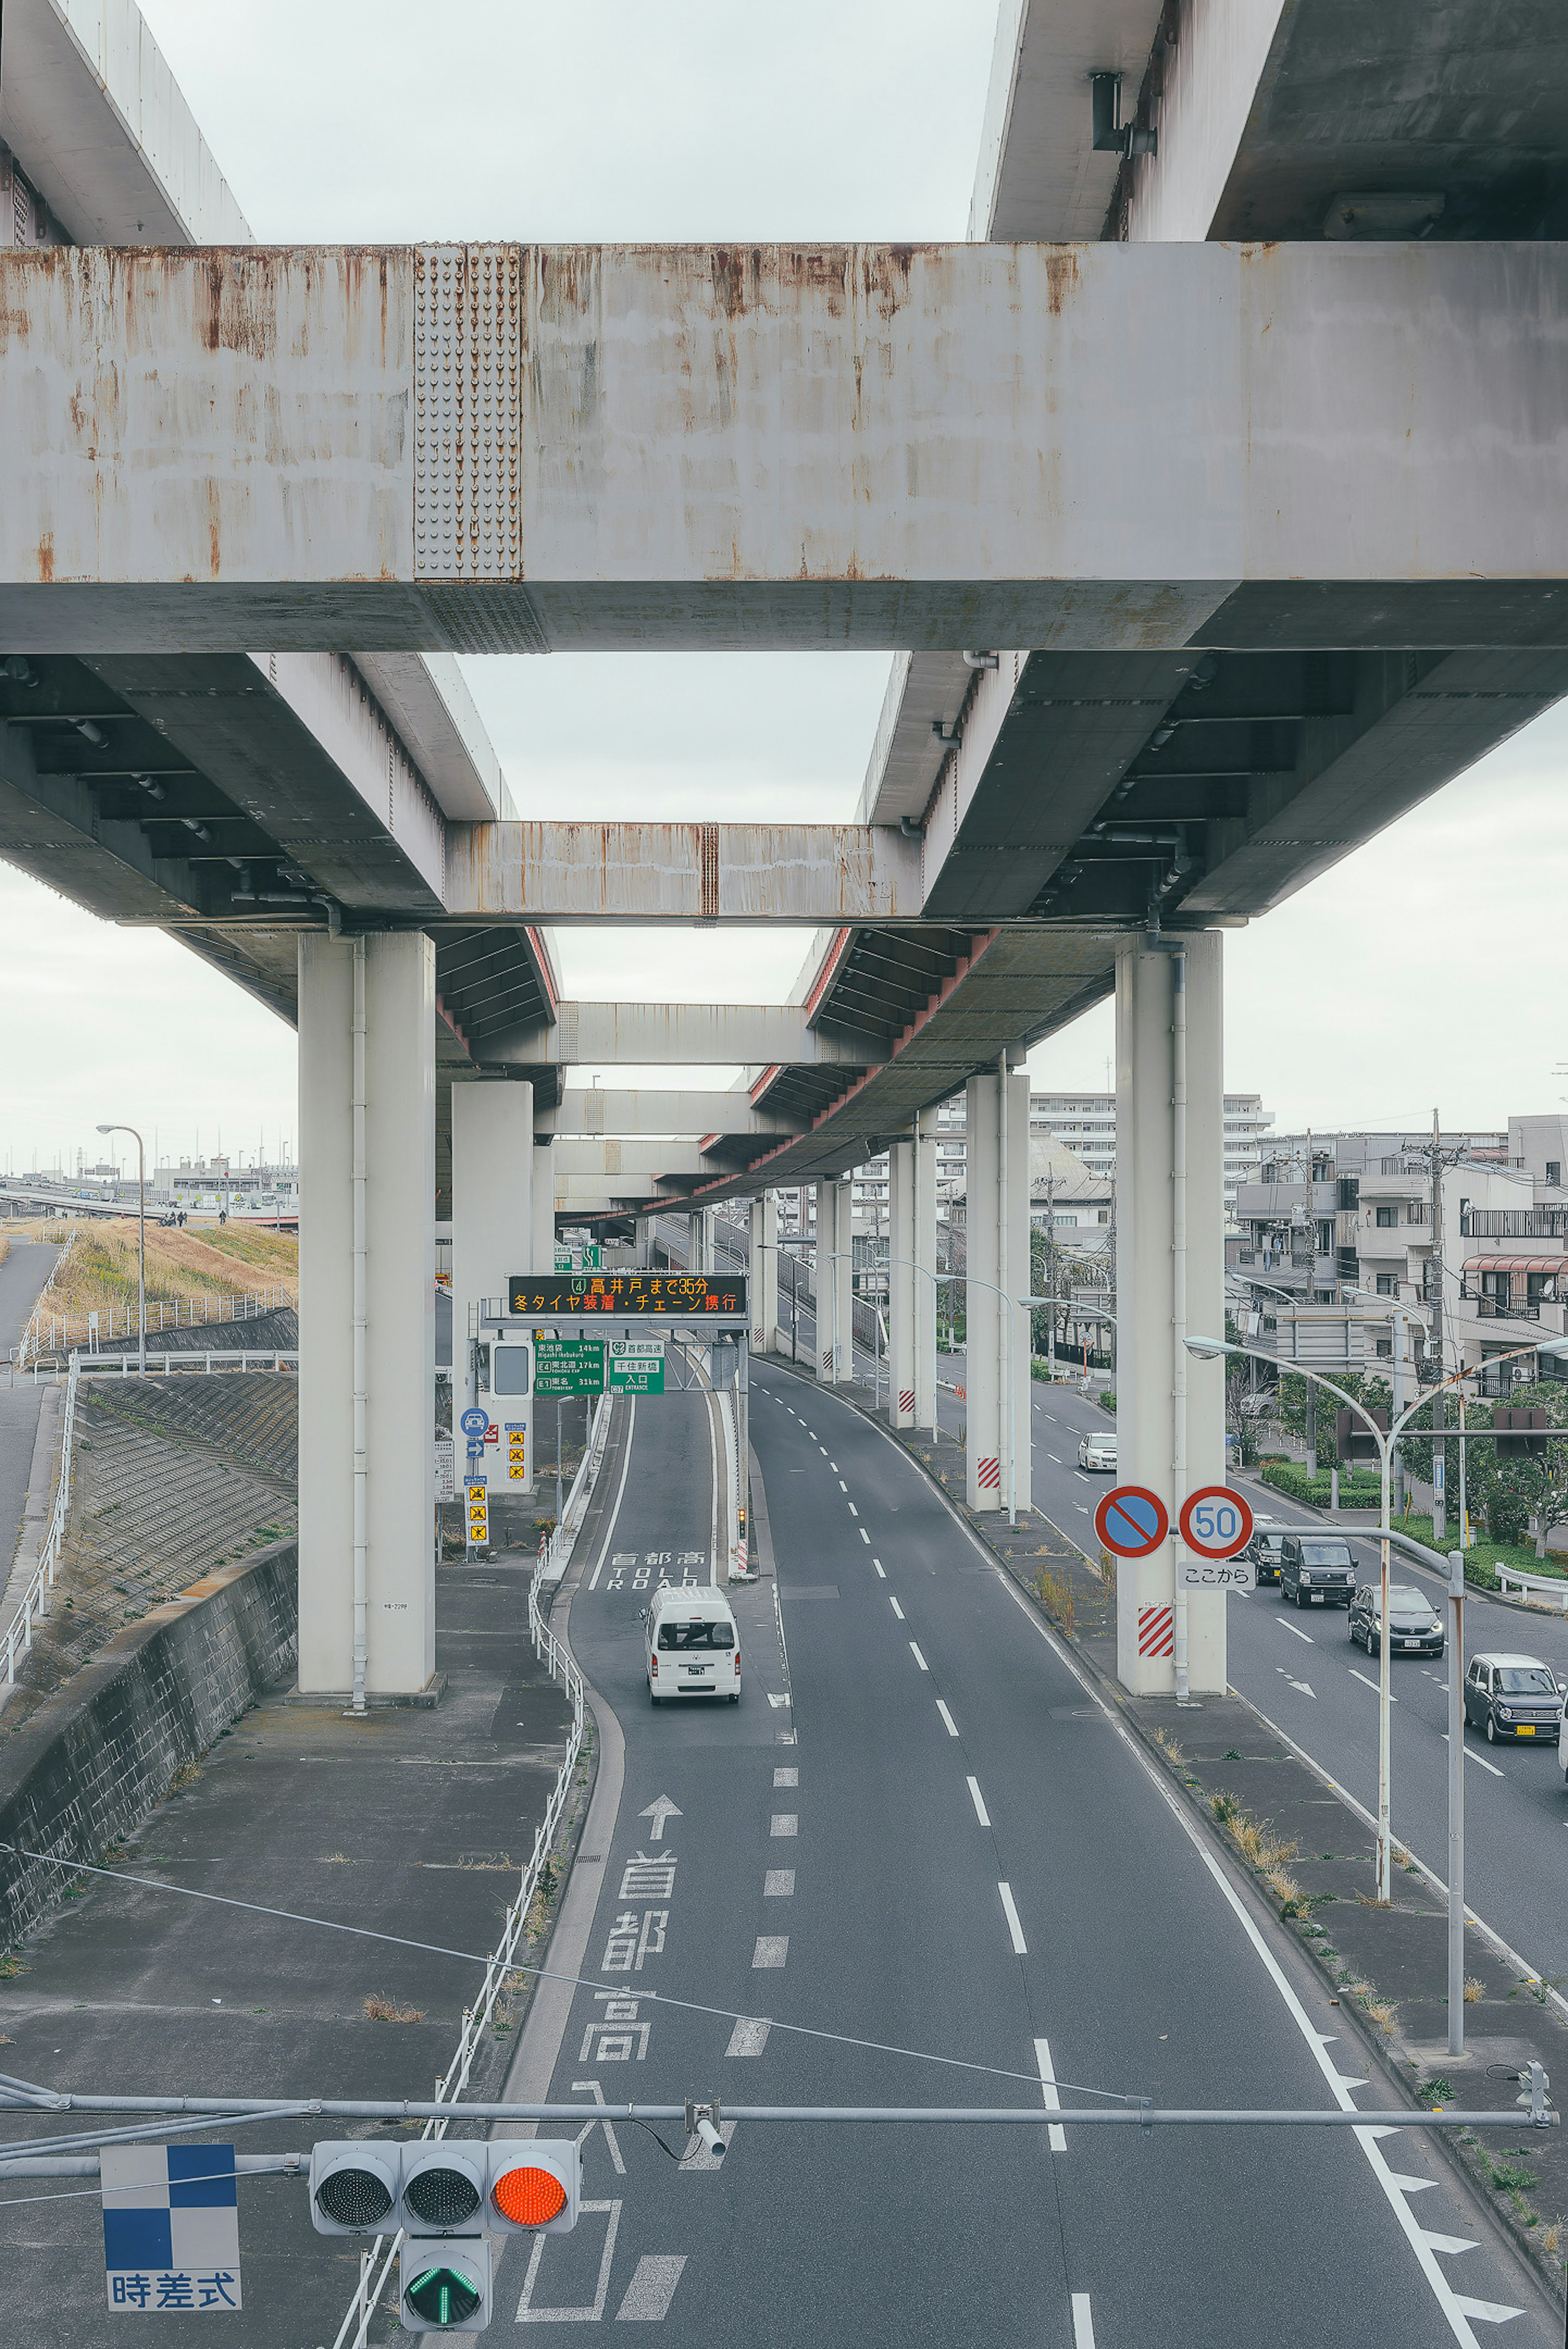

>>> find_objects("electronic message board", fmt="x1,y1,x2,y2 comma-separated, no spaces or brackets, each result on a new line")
506,1273,747,1319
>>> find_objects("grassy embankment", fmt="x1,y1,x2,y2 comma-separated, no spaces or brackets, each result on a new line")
25,1222,298,1323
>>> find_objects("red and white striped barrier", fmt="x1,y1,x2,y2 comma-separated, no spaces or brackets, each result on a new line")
976,1455,1000,1492
1137,1605,1175,1660
898,1389,915,1415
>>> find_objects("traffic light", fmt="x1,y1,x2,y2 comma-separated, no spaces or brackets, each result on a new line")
1495,1406,1549,1459
309,2142,399,2233
485,2142,579,2235
1335,1405,1388,1464
399,2236,491,2333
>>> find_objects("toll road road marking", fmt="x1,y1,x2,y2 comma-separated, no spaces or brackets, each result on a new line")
966,1776,990,1826
909,1642,929,1671
767,1692,791,1708
771,1814,798,1836
764,1869,794,1896
1442,1735,1504,1778
1278,1620,1314,1644
874,1560,886,1577
1350,1669,1396,1700
725,2018,769,2057
570,2081,626,2175
773,1766,798,1787
936,1700,959,1737
1275,1667,1316,1698
889,1596,905,1620
517,2197,620,2322
1034,2038,1066,2154
1071,2293,1096,2348
753,1936,788,1968
998,1882,1027,1954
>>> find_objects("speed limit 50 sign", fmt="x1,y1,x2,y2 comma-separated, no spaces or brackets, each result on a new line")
1178,1487,1254,1588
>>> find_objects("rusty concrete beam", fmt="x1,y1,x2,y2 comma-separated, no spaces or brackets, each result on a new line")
484,1002,885,1069
443,819,922,923
4,241,1565,653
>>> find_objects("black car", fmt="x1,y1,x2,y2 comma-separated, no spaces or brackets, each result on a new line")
1278,1534,1355,1608
1245,1529,1288,1587
1348,1582,1444,1658
1463,1653,1564,1745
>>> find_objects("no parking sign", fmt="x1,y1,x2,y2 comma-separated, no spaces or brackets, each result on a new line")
1093,1486,1169,1558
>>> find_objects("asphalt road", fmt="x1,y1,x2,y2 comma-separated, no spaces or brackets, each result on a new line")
1023,1381,1568,1999
508,1368,1550,2345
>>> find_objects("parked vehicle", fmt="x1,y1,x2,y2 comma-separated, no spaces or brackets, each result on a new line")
1245,1527,1288,1587
1463,1653,1563,1745
1078,1430,1117,1472
1278,1534,1355,1608
1348,1582,1444,1658
643,1588,741,1704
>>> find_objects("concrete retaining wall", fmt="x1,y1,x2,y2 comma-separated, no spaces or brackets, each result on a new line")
0,1540,297,1945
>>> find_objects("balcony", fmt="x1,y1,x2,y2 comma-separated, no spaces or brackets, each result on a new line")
1461,1208,1568,1240
1462,1290,1544,1322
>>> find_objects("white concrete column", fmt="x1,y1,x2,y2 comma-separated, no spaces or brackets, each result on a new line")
813,1181,837,1381
750,1194,778,1354
889,1143,916,1427
1115,931,1227,1696
531,1142,556,1270
833,1181,854,1381
297,931,436,1700
452,1081,534,1491
964,1071,1029,1510
913,1126,938,1433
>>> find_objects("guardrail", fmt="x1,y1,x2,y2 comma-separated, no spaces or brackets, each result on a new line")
14,1284,292,1372
333,1503,588,2349
2,1352,80,1687
538,1392,613,1582
1494,1564,1568,1611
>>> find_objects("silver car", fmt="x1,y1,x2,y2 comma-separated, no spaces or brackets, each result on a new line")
1078,1430,1118,1473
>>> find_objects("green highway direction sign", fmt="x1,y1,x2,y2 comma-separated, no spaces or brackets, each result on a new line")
533,1337,605,1397
608,1338,666,1395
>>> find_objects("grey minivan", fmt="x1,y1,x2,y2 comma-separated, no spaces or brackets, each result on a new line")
1278,1534,1355,1608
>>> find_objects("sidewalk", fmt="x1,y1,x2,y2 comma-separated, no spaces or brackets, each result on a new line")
0,1541,585,2345
772,1351,1568,2303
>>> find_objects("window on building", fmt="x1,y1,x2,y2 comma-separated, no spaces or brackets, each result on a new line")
1549,1161,1562,1187
1375,1274,1396,1296
1376,1338,1393,1358
1374,1205,1397,1227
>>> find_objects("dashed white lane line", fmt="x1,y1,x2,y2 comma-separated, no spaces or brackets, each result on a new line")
1350,1668,1396,1700
909,1641,929,1671
936,1700,960,1737
966,1776,990,1826
1034,2038,1066,2155
889,1596,906,1620
616,2254,689,2316
1047,1452,1063,1463
849,1502,860,1517
771,1814,798,1836
860,1529,871,1543
764,1869,795,1896
774,1766,797,1787
873,1560,886,1578
1070,2292,1096,2348
725,2018,769,2057
753,1936,789,1968
1278,1618,1315,1644
837,1478,848,1491
998,1882,1027,1955
829,1460,839,1470
1442,1734,1505,1778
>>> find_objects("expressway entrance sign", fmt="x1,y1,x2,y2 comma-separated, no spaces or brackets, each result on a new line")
1094,1485,1170,1558
608,1338,665,1394
532,1338,606,1397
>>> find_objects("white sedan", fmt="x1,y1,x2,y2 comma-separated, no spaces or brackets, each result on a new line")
1078,1431,1118,1472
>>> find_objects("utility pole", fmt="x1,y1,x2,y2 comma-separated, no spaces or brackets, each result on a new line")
1431,1106,1447,1542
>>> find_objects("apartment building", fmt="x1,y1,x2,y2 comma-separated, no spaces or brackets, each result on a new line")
1030,1091,1272,1226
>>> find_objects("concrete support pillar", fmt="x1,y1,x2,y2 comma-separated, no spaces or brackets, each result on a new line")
1114,931,1226,1696
814,1180,844,1382
531,1143,556,1270
889,1143,916,1427
834,1182,854,1381
297,931,436,1700
750,1194,777,1353
964,1071,1030,1512
452,1082,533,1489
913,1126,938,1433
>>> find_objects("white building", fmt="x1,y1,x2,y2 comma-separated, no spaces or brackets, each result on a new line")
1029,1090,1272,1227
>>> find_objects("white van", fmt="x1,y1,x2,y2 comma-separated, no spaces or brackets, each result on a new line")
644,1588,741,1705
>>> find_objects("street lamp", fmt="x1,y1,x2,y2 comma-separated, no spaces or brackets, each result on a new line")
1185,1329,1568,1900
96,1122,146,1373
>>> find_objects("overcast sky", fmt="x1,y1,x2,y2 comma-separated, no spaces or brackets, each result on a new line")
4,0,1565,1177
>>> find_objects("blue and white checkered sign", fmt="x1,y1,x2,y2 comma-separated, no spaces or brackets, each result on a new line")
101,2144,241,2312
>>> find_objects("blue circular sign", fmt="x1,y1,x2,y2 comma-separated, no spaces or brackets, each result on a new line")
1094,1484,1171,1558
459,1406,490,1438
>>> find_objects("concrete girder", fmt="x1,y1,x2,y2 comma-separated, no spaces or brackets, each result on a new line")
483,1002,887,1069
536,1091,804,1138
4,242,1568,652
553,1141,724,1179
444,820,922,923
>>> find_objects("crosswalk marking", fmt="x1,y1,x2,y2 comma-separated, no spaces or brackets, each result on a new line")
615,2255,688,2318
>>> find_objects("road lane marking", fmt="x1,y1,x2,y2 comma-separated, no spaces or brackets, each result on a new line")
1278,1620,1315,1644
849,1503,859,1517
1350,1668,1396,1700
774,1766,798,1786
764,1869,795,1896
1442,1735,1504,1778
860,1528,870,1542
767,1692,791,1708
889,1596,905,1620
725,2018,769,2057
517,2196,620,2321
1386,2173,1438,2194
874,1560,886,1577
1033,2037,1067,2154
936,1700,959,1736
909,1642,929,1671
1047,1452,1063,1463
837,1478,847,1490
966,1776,990,1825
1071,2292,1096,2347
1421,2233,1479,2255
998,1882,1027,1954
615,2254,689,2316
586,1397,638,1591
753,1936,788,1968
1275,1667,1316,1698
771,1814,798,1836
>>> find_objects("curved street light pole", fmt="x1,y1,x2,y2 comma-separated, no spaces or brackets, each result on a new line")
96,1122,146,1374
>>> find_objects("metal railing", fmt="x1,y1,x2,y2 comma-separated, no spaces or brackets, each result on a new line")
333,1536,587,2349
1463,1290,1547,1322
539,1392,613,1580
14,1284,292,1372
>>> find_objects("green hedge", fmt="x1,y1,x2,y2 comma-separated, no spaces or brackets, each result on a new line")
1259,1460,1381,1507
1389,1514,1568,1590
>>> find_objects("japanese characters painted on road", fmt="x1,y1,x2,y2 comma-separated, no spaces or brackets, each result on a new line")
1178,1487,1256,1589
1094,1485,1170,1559
102,2143,241,2312
458,1406,490,1439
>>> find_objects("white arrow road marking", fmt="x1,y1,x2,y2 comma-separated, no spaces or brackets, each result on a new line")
1277,1619,1315,1644
1384,2173,1438,2193
639,1796,683,1841
1274,1667,1317,1698
1421,2234,1479,2255
615,2255,688,2321
1034,2037,1066,2154
936,1700,960,1736
1071,2291,1096,2347
1350,1669,1396,1700
1451,2298,1524,2325
967,1777,991,1826
998,1882,1028,1954
1442,1735,1505,1778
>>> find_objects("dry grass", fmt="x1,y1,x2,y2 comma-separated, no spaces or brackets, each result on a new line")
1035,1568,1076,1634
1464,1975,1485,2003
363,1994,425,2024
1541,2218,1561,2255
165,1762,202,1794
1362,1995,1399,2035
1152,1727,1186,1766
40,1224,298,1324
